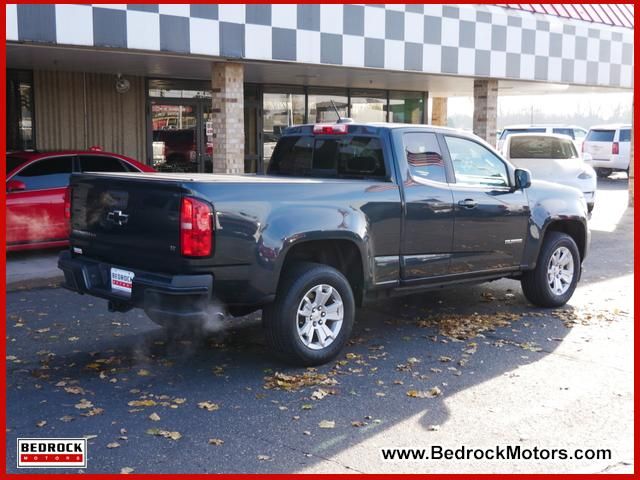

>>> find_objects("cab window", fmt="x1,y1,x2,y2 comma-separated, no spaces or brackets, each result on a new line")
444,136,509,188
403,132,446,183
268,135,387,179
12,156,73,190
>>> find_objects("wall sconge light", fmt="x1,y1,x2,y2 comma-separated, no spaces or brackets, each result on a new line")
115,74,130,94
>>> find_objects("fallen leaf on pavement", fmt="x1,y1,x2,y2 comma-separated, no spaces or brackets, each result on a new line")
120,467,134,474
257,455,271,461
318,420,335,429
208,438,224,446
148,412,161,422
146,429,182,441
128,399,156,407
81,408,104,417
64,386,85,395
74,399,93,409
198,401,220,412
107,442,120,449
36,420,47,428
406,387,442,399
311,389,330,400
137,369,151,377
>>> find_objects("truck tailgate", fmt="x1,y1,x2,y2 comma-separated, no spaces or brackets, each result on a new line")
69,173,187,271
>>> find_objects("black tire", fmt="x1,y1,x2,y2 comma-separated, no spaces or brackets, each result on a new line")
263,262,355,366
596,168,612,178
521,232,581,308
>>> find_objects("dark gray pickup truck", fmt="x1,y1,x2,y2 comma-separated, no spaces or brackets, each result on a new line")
59,122,590,365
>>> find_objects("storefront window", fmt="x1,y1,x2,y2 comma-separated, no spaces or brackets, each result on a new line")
7,70,35,151
148,79,211,99
262,91,305,164
388,91,425,124
350,90,387,123
307,89,348,123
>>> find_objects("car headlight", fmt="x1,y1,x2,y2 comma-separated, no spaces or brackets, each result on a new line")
577,170,594,180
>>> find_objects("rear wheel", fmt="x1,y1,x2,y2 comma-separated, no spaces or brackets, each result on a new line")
263,262,355,366
521,232,580,308
595,168,612,178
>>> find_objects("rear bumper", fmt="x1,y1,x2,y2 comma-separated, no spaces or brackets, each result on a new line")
586,155,629,170
58,250,213,322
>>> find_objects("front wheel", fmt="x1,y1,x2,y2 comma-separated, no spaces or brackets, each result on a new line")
263,262,355,366
521,232,580,308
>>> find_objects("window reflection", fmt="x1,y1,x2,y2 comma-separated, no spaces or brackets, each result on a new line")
350,90,387,123
307,90,348,123
389,91,424,124
262,92,305,165
7,70,35,151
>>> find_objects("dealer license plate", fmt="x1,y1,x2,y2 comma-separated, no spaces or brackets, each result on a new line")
111,268,134,296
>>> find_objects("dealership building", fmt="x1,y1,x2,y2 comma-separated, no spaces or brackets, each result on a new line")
6,4,634,181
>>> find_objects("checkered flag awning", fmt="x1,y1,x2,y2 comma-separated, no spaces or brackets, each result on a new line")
6,4,634,88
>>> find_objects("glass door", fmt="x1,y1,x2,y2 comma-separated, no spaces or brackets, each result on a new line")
244,86,262,173
200,103,213,173
151,100,199,172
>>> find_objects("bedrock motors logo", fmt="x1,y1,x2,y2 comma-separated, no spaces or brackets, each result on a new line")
17,438,87,468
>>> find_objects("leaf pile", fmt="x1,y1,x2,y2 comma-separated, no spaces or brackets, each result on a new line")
417,311,521,340
264,371,338,391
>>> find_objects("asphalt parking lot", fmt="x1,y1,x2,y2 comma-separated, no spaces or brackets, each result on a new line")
5,176,633,474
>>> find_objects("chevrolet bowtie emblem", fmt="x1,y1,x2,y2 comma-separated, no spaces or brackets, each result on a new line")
107,210,129,226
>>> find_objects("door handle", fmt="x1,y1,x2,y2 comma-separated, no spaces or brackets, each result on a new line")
458,199,478,209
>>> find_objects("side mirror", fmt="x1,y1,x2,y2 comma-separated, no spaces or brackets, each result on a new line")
514,168,532,190
7,179,26,192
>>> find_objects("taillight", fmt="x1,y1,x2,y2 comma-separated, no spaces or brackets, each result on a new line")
313,123,349,135
64,186,72,220
180,197,213,257
612,142,619,155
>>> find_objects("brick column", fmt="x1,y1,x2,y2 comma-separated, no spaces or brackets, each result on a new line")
211,62,244,174
473,79,498,147
431,97,448,126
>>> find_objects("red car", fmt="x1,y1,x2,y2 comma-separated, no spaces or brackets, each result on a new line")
6,148,154,251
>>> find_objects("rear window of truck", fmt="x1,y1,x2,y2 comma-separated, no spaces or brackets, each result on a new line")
586,130,615,142
268,135,387,180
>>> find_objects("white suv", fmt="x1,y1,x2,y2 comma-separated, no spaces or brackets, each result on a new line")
582,124,632,178
497,124,588,153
